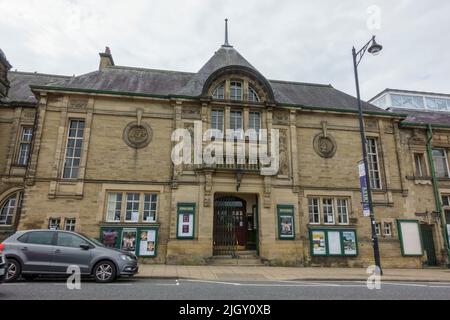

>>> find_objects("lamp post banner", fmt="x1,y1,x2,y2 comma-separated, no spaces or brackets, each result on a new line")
359,161,371,217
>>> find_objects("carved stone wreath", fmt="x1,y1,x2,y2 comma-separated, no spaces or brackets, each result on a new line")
313,133,337,158
123,121,153,149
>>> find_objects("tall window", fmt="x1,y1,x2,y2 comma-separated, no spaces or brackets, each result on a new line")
143,194,157,222
230,110,242,130
366,138,381,189
322,198,334,224
383,222,392,236
211,109,224,131
308,198,320,224
230,81,243,100
336,199,349,224
63,119,85,179
249,111,261,133
17,127,33,165
248,86,260,102
432,148,449,178
375,223,381,236
212,82,225,99
125,193,140,222
414,153,426,177
0,192,22,226
107,192,122,222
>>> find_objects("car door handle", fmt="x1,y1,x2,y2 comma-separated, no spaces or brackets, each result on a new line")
21,247,28,251
54,249,61,254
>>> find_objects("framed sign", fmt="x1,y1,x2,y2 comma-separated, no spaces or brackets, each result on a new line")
310,229,358,256
397,220,423,256
100,228,121,248
277,205,295,240
311,230,326,255
342,231,357,255
138,228,157,257
176,203,196,239
121,228,137,253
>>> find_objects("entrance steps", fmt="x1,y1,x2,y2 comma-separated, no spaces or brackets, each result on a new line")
207,250,264,266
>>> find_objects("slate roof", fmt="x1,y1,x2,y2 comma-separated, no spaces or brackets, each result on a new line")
29,45,385,113
390,107,450,127
2,71,70,104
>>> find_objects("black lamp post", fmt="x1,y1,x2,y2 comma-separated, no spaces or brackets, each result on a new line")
352,35,383,275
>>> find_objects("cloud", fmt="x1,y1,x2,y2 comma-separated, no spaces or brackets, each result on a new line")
0,0,448,100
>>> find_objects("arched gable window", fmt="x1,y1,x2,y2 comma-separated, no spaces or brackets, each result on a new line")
0,192,22,226
230,81,243,101
248,86,260,102
212,82,225,99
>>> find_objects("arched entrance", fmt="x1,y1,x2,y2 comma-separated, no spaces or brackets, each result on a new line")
213,195,249,256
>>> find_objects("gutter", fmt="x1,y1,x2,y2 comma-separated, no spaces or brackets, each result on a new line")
30,85,406,119
426,124,450,267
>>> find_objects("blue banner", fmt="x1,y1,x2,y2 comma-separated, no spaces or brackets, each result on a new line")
358,161,370,217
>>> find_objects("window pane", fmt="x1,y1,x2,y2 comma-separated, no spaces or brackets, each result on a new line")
337,199,349,224
107,193,122,221
391,94,402,106
230,111,242,130
56,232,88,248
248,86,260,102
366,138,381,189
63,120,85,179
211,110,224,131
143,193,157,222
0,194,17,225
212,83,225,99
125,193,140,222
308,198,320,224
249,112,261,132
432,149,449,178
322,198,334,224
230,81,243,101
26,231,54,245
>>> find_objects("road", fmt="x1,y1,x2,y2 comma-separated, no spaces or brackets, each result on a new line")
1,278,450,300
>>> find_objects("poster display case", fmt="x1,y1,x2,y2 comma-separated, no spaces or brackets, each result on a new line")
100,226,158,257
176,203,196,239
277,205,295,240
309,228,358,256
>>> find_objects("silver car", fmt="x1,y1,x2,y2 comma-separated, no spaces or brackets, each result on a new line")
0,244,5,283
2,230,138,283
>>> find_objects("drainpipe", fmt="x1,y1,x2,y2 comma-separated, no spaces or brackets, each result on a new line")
426,124,450,267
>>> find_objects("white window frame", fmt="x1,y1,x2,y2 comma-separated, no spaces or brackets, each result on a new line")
0,193,21,226
230,81,243,101
336,198,349,225
375,222,381,236
432,148,450,178
308,197,320,224
62,119,85,179
414,153,426,177
106,191,159,223
48,218,61,230
230,110,243,130
143,193,158,222
106,192,122,222
322,198,335,224
16,127,33,166
64,218,76,231
383,222,392,236
212,82,225,99
125,193,140,222
249,111,261,133
211,109,224,131
366,137,382,189
248,86,260,102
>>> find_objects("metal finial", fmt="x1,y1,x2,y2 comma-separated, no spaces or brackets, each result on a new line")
224,18,230,46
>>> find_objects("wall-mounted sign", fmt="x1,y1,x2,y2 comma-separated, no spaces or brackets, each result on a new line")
177,203,196,239
358,161,371,217
342,231,357,255
139,229,157,256
277,205,295,240
311,230,326,255
397,220,423,256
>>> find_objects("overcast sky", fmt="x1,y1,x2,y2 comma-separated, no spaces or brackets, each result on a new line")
0,0,448,100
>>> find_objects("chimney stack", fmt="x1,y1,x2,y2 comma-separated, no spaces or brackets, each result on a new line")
99,46,114,70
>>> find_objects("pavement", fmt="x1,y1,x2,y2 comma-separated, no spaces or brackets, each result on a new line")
136,264,450,282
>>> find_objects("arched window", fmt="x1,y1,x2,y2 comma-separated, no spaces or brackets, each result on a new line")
230,81,243,101
248,86,260,102
212,82,225,99
0,192,22,226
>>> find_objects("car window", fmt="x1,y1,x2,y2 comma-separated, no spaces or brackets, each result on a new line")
56,232,89,248
25,231,54,245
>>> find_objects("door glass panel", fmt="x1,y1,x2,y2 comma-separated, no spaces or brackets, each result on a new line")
56,232,89,248
26,231,54,245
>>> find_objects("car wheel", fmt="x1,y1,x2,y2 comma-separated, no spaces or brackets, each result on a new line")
5,259,21,283
94,261,116,283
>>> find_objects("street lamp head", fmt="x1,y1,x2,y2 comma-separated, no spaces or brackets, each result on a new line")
368,37,383,56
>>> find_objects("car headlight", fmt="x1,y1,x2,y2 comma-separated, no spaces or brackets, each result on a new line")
120,254,134,261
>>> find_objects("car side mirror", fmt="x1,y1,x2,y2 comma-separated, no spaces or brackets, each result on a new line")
80,244,91,250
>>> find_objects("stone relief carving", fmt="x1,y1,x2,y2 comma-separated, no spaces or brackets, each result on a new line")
364,118,378,131
313,121,337,158
182,106,201,119
273,110,289,125
408,129,426,146
69,98,88,109
123,109,153,149
278,129,289,175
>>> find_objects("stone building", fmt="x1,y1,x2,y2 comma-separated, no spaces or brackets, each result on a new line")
0,30,449,268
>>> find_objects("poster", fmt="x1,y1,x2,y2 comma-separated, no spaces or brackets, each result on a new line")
139,229,156,256
279,215,294,238
312,230,326,255
177,203,195,238
328,231,342,255
101,229,119,248
342,231,357,255
121,228,137,253
447,224,450,247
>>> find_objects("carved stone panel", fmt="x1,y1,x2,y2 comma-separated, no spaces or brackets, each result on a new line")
273,110,289,125
123,121,153,149
68,98,88,110
182,106,201,119
278,129,289,175
313,133,337,158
